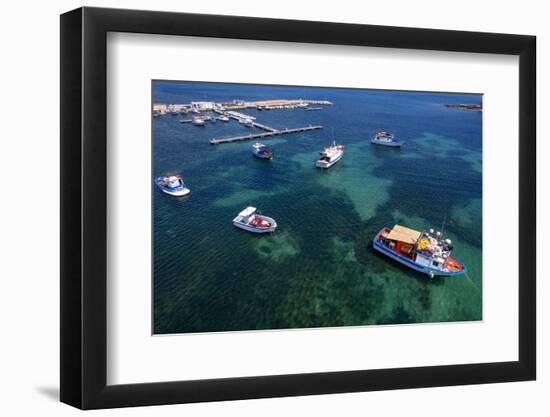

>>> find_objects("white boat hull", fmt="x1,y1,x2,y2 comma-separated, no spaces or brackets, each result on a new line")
161,187,190,196
316,152,343,169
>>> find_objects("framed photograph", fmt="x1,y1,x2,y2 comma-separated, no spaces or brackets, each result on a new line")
60,7,536,409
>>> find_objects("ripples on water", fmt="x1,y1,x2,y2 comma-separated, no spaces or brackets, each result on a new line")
153,81,483,334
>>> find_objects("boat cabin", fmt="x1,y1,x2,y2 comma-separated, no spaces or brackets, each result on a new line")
384,225,421,259
238,206,257,219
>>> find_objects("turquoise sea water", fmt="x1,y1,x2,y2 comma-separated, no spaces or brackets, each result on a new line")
152,81,482,334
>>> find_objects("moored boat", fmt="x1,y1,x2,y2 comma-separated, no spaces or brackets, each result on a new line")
373,224,466,277
233,206,277,233
316,141,344,169
192,117,205,126
155,175,190,196
252,143,273,159
218,115,230,122
371,131,403,147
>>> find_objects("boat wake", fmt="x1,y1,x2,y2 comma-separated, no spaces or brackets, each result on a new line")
463,272,479,292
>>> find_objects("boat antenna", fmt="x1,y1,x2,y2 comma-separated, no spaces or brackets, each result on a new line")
440,213,447,237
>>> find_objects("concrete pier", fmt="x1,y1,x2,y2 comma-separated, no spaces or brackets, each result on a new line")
210,125,323,145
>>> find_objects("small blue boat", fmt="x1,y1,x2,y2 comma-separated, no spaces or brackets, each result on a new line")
252,143,273,159
155,175,190,196
371,131,403,147
373,225,467,278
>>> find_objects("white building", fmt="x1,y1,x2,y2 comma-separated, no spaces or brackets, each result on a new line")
191,101,215,111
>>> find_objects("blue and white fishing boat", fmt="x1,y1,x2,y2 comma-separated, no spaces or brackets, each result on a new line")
373,224,467,278
371,131,403,147
155,175,190,196
252,143,273,159
316,141,344,169
233,206,277,234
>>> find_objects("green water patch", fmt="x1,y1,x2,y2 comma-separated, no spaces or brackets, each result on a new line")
460,152,482,174
332,237,357,263
212,188,280,208
388,209,430,231
403,132,482,174
253,231,300,261
422,235,482,321
275,260,382,328
290,142,393,222
451,198,482,230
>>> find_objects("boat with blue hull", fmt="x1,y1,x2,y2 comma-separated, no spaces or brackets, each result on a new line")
371,131,403,147
252,142,273,159
373,224,467,278
155,175,190,196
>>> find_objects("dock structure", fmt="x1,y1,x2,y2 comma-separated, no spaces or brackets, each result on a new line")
248,121,278,132
216,110,280,133
210,125,323,145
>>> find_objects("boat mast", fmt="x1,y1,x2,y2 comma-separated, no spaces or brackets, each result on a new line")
440,213,447,237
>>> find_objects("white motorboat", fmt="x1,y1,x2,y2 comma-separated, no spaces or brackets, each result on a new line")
371,131,403,147
316,141,344,169
239,118,253,127
218,115,230,122
192,117,205,126
233,207,277,234
155,175,190,196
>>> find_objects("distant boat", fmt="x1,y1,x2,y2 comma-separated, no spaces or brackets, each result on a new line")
192,117,205,126
316,141,344,169
233,206,277,233
252,143,272,159
371,131,403,147
155,175,190,196
373,225,467,278
218,115,230,122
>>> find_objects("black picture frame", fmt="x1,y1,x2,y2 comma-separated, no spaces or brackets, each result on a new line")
60,6,536,410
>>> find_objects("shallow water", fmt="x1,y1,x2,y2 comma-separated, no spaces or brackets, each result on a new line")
152,81,482,334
